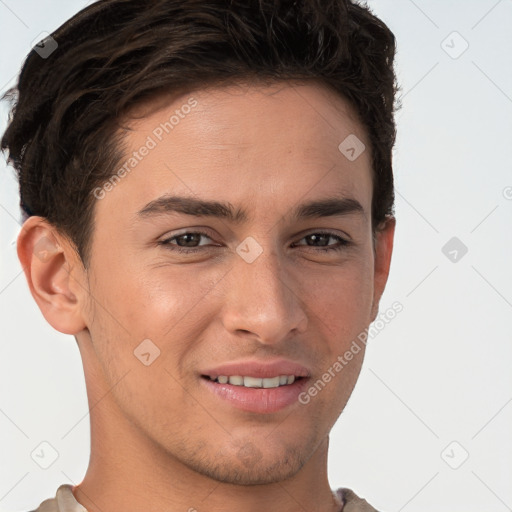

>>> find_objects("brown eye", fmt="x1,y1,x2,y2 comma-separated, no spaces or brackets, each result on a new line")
158,231,215,253
293,232,351,252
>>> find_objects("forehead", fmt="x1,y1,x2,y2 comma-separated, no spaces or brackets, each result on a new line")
96,81,373,224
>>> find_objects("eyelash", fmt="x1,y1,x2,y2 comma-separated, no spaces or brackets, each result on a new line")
158,230,351,254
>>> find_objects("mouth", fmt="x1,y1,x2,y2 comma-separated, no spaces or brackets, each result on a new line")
199,360,310,414
202,374,304,388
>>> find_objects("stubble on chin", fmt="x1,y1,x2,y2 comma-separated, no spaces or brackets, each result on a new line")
169,434,317,485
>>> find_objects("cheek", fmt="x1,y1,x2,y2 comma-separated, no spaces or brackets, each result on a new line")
90,252,210,328
305,258,375,341
85,259,225,377
81,267,204,424
127,267,224,342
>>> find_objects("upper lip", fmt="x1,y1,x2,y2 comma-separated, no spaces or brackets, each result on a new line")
201,359,311,379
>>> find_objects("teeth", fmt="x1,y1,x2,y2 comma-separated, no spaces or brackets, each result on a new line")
243,376,263,387
212,375,298,388
229,375,244,386
262,376,280,388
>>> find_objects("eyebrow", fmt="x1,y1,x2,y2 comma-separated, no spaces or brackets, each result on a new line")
136,194,366,223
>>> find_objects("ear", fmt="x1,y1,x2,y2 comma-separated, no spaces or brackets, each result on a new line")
370,216,396,322
17,216,88,335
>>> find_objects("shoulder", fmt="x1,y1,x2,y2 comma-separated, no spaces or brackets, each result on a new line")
335,487,381,512
27,484,87,512
25,497,58,512
25,496,59,512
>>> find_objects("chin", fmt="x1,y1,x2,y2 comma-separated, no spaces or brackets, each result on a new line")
194,457,305,486
179,440,309,485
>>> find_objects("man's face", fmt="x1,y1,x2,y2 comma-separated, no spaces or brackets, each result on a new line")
77,81,391,484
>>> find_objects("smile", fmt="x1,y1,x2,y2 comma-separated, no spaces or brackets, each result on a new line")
205,375,298,388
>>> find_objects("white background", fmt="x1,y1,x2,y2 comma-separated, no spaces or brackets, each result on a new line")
1,1,511,511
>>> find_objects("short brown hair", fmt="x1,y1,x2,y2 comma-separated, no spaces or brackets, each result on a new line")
1,0,398,267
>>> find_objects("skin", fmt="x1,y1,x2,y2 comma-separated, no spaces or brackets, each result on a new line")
18,81,395,512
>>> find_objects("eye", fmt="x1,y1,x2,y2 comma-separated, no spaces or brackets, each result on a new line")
293,232,351,252
158,230,215,253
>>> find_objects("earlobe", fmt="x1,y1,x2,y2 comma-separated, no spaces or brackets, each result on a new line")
370,215,396,322
17,216,87,335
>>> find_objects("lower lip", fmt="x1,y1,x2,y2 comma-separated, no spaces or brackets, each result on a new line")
201,377,309,414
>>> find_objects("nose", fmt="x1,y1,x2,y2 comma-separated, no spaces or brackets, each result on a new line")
220,244,308,345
